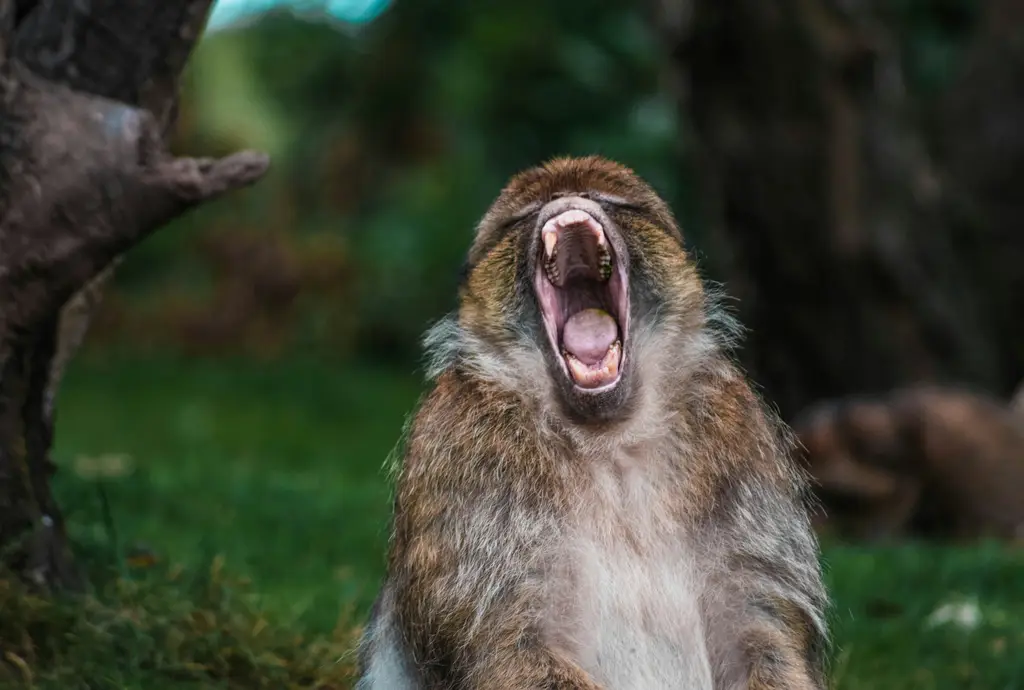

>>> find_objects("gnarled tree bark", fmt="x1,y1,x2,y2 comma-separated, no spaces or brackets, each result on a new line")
0,0,268,590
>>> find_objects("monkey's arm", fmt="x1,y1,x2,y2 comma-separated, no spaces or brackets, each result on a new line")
389,504,604,689
387,403,604,690
701,481,829,690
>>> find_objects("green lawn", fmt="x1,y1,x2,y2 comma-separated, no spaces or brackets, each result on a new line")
53,353,419,633
16,353,1023,688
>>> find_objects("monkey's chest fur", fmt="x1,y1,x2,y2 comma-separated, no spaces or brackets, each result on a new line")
544,453,715,689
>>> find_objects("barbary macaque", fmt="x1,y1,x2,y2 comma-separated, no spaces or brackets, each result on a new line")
794,385,1024,542
356,156,829,689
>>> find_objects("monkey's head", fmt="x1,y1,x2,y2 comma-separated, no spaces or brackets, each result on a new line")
442,156,707,425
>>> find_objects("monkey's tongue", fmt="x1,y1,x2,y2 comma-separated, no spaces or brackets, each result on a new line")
562,309,618,364
561,309,621,389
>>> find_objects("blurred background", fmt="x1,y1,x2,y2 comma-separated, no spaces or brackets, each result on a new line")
48,0,1024,687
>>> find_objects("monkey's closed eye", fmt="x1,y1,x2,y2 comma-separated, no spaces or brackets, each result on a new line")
591,192,645,213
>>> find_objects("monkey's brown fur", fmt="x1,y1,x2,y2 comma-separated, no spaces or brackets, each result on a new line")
357,157,828,689
794,385,1024,542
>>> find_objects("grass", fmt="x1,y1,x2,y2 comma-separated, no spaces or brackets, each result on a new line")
1,352,1021,688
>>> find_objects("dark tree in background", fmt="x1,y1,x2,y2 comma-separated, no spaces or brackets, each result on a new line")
0,0,267,590
656,0,1024,421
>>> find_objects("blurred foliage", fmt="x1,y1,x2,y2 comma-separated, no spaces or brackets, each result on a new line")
96,1,683,362
888,0,980,97
94,0,980,364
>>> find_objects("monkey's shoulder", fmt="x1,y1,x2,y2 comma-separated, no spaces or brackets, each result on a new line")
402,371,551,460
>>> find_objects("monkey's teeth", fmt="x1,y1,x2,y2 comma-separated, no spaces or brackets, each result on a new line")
563,340,622,389
541,209,607,248
598,248,612,281
544,259,561,286
541,209,614,284
543,230,558,258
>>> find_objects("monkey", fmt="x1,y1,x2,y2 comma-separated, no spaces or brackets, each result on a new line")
793,385,1024,542
356,156,829,689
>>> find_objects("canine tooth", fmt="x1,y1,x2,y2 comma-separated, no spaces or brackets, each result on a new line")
543,231,557,258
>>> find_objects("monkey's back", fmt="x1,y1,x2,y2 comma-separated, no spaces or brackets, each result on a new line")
796,386,1024,540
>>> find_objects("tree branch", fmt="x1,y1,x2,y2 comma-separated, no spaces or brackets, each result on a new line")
0,71,268,338
0,0,269,590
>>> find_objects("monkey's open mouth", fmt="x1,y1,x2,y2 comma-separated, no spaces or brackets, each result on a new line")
534,209,629,391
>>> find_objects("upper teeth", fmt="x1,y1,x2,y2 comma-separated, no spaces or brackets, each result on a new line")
542,209,607,259
543,231,558,258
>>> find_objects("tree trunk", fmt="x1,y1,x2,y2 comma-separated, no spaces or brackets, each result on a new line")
655,0,1024,421
939,0,1024,407
0,0,268,590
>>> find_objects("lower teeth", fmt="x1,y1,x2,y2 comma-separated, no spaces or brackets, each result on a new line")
563,340,621,384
